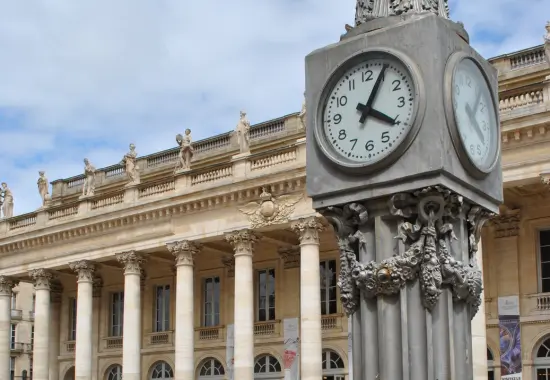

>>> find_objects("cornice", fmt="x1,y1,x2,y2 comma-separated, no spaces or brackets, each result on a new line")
0,175,306,255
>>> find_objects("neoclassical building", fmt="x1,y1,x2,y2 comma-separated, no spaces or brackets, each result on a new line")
0,22,549,380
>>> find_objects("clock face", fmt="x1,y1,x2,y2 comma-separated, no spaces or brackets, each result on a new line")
452,58,498,172
320,55,417,167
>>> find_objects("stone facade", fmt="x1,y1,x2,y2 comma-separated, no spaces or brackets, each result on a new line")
0,25,549,380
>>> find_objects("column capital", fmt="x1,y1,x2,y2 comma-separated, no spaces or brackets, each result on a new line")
29,268,54,291
93,276,103,298
225,229,260,257
489,208,520,238
0,276,18,296
166,240,202,267
278,246,300,269
50,280,64,303
116,251,146,275
221,255,235,277
291,216,324,245
69,260,96,283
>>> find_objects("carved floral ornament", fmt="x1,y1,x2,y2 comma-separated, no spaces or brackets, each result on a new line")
239,188,302,229
166,240,202,266
69,260,96,282
291,217,324,244
0,276,18,296
278,246,300,269
489,208,520,238
320,186,493,319
29,268,54,290
225,229,260,256
116,251,146,275
354,0,449,26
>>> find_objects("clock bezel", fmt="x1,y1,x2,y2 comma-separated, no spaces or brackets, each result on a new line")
313,47,426,174
443,51,500,179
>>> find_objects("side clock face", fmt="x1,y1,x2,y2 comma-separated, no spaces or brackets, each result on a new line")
451,57,499,173
318,52,419,169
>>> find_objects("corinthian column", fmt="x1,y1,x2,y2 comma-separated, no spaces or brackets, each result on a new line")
49,281,63,380
30,269,54,380
291,217,324,380
166,240,201,380
69,261,95,380
225,230,260,380
0,276,17,380
116,252,146,380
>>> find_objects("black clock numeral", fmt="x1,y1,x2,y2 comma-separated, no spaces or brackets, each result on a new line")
365,140,374,151
466,77,472,88
394,115,401,125
337,96,348,107
362,70,373,82
476,145,481,155
381,131,390,143
338,130,347,140
482,120,487,131
392,80,401,92
480,102,486,113
350,138,358,150
334,114,342,124
455,85,460,96
349,79,355,91
470,144,475,156
397,96,405,108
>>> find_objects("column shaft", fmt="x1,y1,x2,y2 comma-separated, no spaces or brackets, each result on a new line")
70,261,95,380
0,277,16,380
226,230,259,380
116,252,145,380
292,217,323,380
167,241,201,380
48,282,63,380
30,269,53,380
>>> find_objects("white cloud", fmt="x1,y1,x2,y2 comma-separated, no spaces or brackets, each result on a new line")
0,0,547,215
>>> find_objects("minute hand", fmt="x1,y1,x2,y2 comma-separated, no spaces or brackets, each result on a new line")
357,64,389,123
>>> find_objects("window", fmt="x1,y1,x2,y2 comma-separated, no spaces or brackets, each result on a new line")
149,361,173,380
11,293,16,310
487,347,495,380
31,295,35,313
31,326,34,347
69,297,77,341
10,324,15,349
203,277,220,327
198,358,225,378
154,285,170,332
105,364,122,380
257,269,275,322
110,292,124,337
254,354,281,376
535,337,550,378
540,230,550,292
320,260,337,315
29,359,33,380
322,349,346,379
9,357,15,380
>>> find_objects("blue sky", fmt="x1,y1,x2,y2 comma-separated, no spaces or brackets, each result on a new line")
0,0,548,215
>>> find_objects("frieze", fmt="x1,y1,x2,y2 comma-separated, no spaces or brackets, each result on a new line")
490,209,520,238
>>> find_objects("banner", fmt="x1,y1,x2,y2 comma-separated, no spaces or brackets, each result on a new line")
283,318,300,380
498,296,522,380
226,324,234,380
348,317,353,380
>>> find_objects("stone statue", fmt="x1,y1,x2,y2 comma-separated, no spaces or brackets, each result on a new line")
355,0,449,26
37,171,51,208
545,21,550,43
82,158,96,197
298,92,306,129
120,143,140,186
235,110,251,154
175,129,194,172
1,183,14,219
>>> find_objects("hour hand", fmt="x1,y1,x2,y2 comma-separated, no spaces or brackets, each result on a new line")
369,108,396,125
465,103,485,144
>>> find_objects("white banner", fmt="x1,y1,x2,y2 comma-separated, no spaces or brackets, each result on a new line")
283,318,300,380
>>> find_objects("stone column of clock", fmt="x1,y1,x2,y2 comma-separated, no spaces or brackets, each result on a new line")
30,269,53,380
0,277,17,380
69,261,95,380
291,217,324,380
225,230,259,380
167,240,201,380
116,252,146,380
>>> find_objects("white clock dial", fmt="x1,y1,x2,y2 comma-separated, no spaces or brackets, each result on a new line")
452,58,498,172
321,57,416,166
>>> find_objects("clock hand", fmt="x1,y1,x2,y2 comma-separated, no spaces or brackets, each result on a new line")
465,103,485,144
357,63,389,124
472,86,483,114
369,108,396,125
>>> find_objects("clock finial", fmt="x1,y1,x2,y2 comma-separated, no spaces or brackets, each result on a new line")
355,0,450,27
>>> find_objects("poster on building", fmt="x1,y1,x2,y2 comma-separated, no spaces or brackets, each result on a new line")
283,318,300,380
226,324,234,380
498,296,522,380
348,318,353,380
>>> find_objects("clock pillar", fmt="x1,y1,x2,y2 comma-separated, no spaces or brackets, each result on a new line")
305,2,502,380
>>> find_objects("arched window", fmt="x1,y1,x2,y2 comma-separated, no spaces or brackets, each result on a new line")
150,361,174,380
105,365,122,380
535,337,550,379
197,358,225,379
487,347,495,380
322,349,346,380
64,367,75,380
254,354,282,378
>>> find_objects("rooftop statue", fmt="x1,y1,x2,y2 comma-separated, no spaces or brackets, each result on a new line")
235,110,251,154
298,92,306,130
355,0,449,26
0,183,14,219
121,143,140,186
175,129,194,173
37,171,52,208
81,158,97,198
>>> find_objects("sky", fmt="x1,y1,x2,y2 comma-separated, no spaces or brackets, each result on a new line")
0,0,548,215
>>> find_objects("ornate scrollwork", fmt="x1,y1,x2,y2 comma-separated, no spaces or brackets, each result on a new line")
166,240,202,267
116,251,146,275
319,203,369,316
